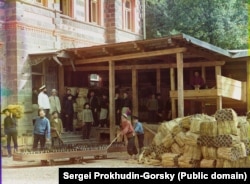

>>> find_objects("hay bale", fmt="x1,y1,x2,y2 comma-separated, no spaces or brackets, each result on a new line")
171,125,182,136
174,131,186,147
180,116,191,130
208,121,218,137
178,156,195,168
215,159,224,168
162,133,174,148
183,145,202,160
200,159,216,168
171,143,184,154
190,118,202,133
217,146,240,161
201,146,217,159
77,88,88,97
214,135,241,147
215,108,238,122
5,104,24,119
65,87,78,96
184,131,199,146
238,117,249,141
161,153,180,167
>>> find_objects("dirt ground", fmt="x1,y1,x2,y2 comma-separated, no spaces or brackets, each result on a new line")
1,151,160,184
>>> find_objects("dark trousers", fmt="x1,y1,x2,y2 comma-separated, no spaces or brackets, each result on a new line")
100,119,108,127
51,137,63,148
148,110,157,123
6,132,18,155
127,136,138,156
65,114,73,132
33,134,46,150
82,122,92,139
115,111,121,126
92,109,99,126
137,134,144,149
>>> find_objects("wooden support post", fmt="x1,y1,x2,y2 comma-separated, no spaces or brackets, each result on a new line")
170,68,175,90
58,66,64,101
109,61,116,142
132,66,138,116
170,68,176,118
215,65,222,110
247,60,250,112
176,53,184,117
201,66,206,84
156,68,161,93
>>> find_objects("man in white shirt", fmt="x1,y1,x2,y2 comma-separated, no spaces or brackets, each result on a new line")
49,89,62,117
38,85,50,119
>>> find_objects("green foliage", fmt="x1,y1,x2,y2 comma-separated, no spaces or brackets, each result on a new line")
145,0,248,49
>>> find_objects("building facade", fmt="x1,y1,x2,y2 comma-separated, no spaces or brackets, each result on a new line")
0,0,143,133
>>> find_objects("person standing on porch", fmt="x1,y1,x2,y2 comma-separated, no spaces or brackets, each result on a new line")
50,111,63,148
190,71,205,89
82,103,94,139
88,90,99,127
38,85,50,119
49,89,62,117
99,93,109,128
62,94,74,133
115,91,122,126
146,93,158,123
120,91,132,120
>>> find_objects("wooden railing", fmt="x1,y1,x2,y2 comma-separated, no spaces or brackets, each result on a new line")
169,75,246,102
216,75,246,102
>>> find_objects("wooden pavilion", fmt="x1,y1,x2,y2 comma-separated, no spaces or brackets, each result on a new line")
29,34,249,141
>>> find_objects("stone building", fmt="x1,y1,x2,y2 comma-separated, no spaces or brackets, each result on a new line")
0,0,144,134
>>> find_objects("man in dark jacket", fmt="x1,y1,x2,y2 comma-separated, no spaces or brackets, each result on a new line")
3,108,18,157
88,90,99,127
63,94,74,132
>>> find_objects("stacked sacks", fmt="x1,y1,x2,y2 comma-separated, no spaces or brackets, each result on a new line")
138,109,249,168
178,114,214,168
214,109,246,167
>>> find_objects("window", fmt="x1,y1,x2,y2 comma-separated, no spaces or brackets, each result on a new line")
89,73,102,87
34,0,47,6
124,0,132,30
89,0,99,23
60,0,73,17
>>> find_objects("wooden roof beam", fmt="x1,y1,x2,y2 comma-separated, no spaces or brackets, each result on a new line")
74,47,187,65
133,42,144,51
65,60,225,71
102,47,113,55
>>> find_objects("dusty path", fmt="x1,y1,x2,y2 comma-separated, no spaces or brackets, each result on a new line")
1,152,160,184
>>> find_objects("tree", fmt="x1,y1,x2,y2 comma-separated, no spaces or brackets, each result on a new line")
145,0,248,49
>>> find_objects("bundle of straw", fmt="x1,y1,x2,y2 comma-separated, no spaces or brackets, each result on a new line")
200,159,216,168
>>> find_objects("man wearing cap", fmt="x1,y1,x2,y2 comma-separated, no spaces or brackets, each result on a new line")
49,89,61,116
38,85,50,119
132,115,144,154
119,113,138,160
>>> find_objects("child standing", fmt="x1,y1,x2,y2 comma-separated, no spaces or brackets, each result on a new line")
82,103,94,139
132,115,144,154
50,111,63,147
